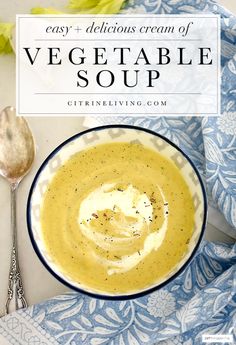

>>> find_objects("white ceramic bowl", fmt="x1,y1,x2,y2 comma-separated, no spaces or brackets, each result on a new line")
27,125,207,299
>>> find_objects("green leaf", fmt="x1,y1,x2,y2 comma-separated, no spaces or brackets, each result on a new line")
68,0,98,10
31,0,126,16
69,0,126,14
0,22,14,54
31,7,64,14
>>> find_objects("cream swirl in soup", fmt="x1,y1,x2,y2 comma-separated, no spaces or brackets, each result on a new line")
41,142,194,294
78,183,168,275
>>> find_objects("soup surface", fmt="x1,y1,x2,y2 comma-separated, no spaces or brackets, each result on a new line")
41,142,194,294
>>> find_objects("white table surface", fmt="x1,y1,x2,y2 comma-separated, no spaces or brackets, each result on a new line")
0,0,235,316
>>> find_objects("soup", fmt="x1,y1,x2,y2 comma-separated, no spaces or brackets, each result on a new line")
41,142,194,294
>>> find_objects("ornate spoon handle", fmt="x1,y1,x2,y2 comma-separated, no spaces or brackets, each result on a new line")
5,184,27,315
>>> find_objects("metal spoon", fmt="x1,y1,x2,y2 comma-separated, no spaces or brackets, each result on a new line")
0,106,35,314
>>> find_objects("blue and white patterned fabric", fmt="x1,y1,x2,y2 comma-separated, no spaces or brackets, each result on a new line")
0,1,236,344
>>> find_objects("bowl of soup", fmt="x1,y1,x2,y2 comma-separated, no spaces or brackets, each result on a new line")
27,125,207,299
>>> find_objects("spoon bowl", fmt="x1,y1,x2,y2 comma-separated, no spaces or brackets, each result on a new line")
0,106,35,183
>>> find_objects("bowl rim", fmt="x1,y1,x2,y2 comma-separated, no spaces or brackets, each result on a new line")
27,124,207,300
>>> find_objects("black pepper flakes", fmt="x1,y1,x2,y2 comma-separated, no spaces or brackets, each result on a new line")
92,213,98,219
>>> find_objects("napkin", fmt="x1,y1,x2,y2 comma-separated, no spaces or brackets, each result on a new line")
0,1,236,345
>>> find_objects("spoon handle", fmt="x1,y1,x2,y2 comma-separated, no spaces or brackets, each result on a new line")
5,184,27,315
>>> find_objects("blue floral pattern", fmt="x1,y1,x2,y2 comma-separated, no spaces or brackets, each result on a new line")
0,1,236,345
